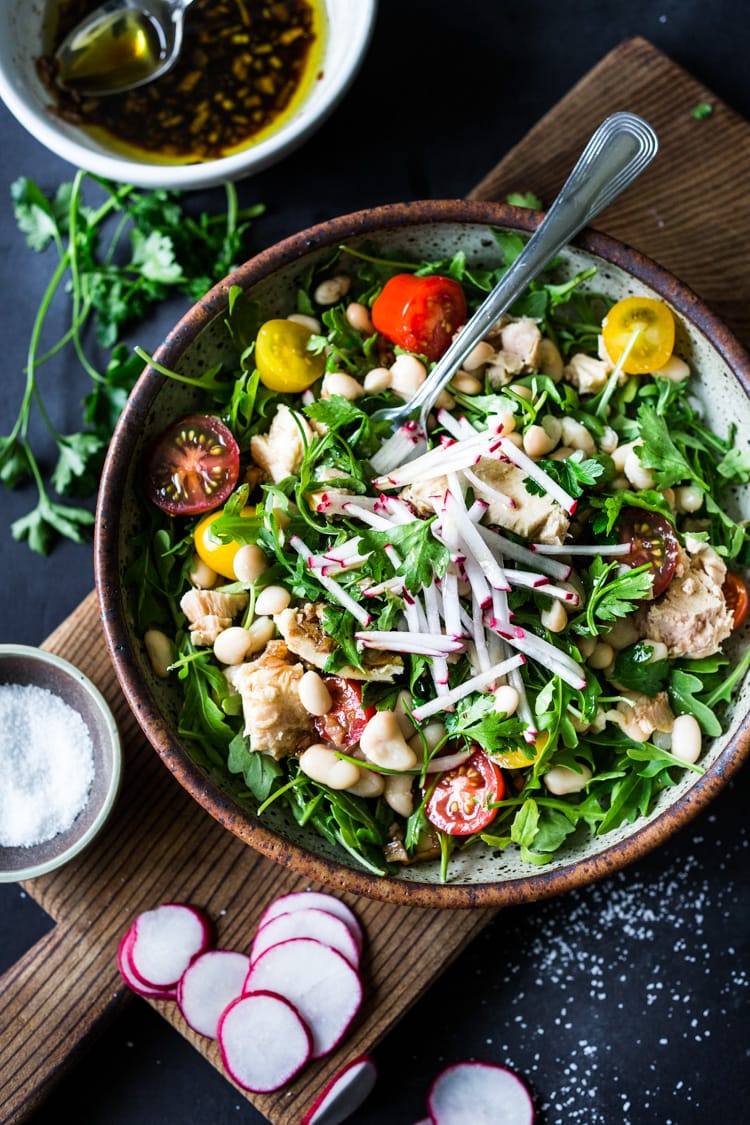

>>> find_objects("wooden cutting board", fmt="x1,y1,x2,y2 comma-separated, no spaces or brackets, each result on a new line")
3,36,750,1125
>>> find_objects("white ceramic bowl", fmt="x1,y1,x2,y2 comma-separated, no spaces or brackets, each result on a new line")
0,0,377,190
95,201,750,907
0,644,122,882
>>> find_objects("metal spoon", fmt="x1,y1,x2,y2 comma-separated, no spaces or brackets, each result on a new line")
55,0,198,96
370,112,659,443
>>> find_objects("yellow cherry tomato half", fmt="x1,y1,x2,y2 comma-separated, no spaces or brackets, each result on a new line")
193,506,254,579
489,731,549,771
254,318,326,392
601,296,676,374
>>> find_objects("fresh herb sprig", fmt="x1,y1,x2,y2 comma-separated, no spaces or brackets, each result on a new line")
1,171,264,554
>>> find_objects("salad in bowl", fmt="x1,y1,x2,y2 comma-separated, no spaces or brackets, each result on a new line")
97,201,750,907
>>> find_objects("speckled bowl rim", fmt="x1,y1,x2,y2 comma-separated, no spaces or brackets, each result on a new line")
95,199,750,908
0,643,122,882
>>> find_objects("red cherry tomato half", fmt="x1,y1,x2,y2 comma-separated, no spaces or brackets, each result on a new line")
723,571,749,629
424,748,505,837
371,273,467,362
143,413,240,517
313,677,375,750
617,506,680,598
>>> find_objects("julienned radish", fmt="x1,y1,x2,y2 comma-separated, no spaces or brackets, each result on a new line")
218,990,312,1093
177,949,251,1039
244,937,363,1059
427,1061,535,1125
250,907,360,969
128,903,213,989
301,1055,378,1125
257,891,364,955
117,928,176,1000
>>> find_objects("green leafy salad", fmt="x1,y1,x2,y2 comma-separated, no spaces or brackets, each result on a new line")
131,229,750,879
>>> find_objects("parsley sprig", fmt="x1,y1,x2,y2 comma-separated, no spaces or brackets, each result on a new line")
1,171,264,554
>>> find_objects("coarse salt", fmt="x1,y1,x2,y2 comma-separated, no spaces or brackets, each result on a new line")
0,683,94,848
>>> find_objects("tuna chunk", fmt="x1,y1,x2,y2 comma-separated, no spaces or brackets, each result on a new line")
180,589,249,647
224,639,314,758
563,352,613,395
250,404,315,483
275,603,403,681
499,317,542,369
607,690,675,743
644,544,734,658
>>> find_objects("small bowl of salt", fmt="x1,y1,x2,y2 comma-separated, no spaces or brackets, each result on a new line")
0,645,122,882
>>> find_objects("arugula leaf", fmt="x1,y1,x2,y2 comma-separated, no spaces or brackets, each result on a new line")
612,642,669,696
227,735,284,802
590,488,674,534
668,669,723,736
505,191,543,209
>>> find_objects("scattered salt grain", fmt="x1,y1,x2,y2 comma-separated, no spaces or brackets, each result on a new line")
0,683,94,847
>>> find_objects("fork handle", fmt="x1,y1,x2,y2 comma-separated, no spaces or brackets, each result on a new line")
406,111,658,429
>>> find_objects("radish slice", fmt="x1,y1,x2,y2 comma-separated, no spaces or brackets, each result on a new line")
259,892,364,955
428,1061,535,1125
301,1055,377,1125
251,908,360,970
244,938,362,1059
177,949,251,1039
129,903,213,989
218,989,312,1093
117,928,176,1000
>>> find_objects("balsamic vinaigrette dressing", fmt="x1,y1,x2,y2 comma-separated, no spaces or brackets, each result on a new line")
38,0,323,163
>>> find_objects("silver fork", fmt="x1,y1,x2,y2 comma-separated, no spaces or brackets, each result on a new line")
369,112,658,447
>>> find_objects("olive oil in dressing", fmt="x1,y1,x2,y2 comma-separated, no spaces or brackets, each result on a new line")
57,10,167,94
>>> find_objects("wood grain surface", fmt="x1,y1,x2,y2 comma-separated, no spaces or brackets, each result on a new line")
2,35,749,1125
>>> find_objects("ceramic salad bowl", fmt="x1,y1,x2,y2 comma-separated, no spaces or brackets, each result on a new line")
95,199,750,908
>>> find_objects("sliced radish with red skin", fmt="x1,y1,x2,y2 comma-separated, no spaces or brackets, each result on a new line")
258,892,363,955
177,949,251,1039
244,938,362,1059
129,903,213,989
428,1061,535,1125
117,929,176,1000
218,989,312,1093
301,1055,377,1125
251,908,360,970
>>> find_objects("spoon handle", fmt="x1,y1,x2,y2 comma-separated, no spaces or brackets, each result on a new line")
379,112,658,431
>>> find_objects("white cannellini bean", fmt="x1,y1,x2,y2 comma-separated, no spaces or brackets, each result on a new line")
599,426,619,454
287,312,321,334
541,600,568,634
347,768,386,798
538,338,564,380
298,670,333,716
213,626,254,666
461,340,495,371
394,690,415,739
255,585,291,616
244,616,275,655
363,367,392,393
233,544,269,584
549,445,575,461
509,383,533,400
541,414,562,445
390,354,427,398
493,684,520,717
653,354,690,382
577,635,597,659
523,424,557,459
144,629,174,678
360,710,418,770
321,371,365,401
313,274,351,305
674,485,704,513
603,616,641,650
624,449,655,490
560,416,596,455
504,430,524,449
345,301,374,334
588,641,614,669
612,439,642,473
409,721,447,754
670,713,702,764
189,554,217,590
487,410,516,435
451,370,483,395
298,744,361,790
544,762,593,795
383,773,415,817
435,390,456,410
646,640,669,663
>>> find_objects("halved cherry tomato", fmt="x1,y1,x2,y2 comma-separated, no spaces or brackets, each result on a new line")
371,274,467,362
602,296,676,374
723,571,749,629
255,318,326,392
313,677,375,750
617,506,680,598
144,414,239,517
424,747,505,837
193,505,255,579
